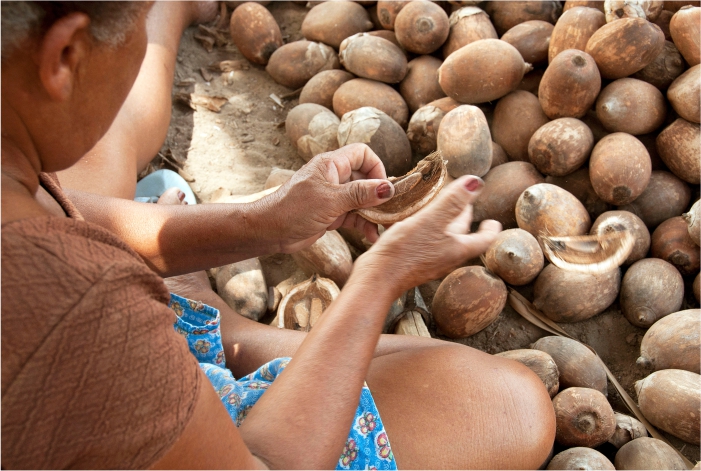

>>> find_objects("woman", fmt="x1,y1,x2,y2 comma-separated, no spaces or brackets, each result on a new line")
1,2,555,469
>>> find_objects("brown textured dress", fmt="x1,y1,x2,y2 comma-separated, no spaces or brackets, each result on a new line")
1,174,201,469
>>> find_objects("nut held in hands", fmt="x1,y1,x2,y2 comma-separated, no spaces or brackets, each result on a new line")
355,151,448,225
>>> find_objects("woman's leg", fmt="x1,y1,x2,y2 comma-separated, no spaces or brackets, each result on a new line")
366,345,556,469
56,2,217,199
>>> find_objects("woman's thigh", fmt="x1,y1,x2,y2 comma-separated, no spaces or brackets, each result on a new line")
366,344,555,470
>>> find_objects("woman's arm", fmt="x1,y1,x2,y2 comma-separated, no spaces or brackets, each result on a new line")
66,144,394,277
153,175,501,468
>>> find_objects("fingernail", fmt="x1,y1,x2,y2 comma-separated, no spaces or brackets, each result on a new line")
465,177,483,192
376,182,392,199
178,191,186,201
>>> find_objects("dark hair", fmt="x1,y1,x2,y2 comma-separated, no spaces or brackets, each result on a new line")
1,1,146,58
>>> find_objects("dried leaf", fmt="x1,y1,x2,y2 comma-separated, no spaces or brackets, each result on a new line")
190,94,228,112
200,67,213,82
177,77,196,86
194,34,215,52
269,93,284,107
217,60,249,72
198,24,228,47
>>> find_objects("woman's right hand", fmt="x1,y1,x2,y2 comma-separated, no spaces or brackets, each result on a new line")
354,175,502,296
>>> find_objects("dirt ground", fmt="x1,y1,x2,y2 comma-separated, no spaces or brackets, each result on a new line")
152,2,700,463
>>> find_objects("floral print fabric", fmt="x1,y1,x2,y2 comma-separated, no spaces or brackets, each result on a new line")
170,294,397,470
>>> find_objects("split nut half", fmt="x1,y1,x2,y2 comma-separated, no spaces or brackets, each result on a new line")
355,150,447,225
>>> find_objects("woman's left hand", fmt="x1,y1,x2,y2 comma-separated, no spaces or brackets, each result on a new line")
264,143,395,253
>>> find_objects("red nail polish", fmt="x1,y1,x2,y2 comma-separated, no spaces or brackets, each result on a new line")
376,182,392,199
178,191,185,201
465,178,482,192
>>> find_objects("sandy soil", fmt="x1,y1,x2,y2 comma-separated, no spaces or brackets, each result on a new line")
150,2,700,463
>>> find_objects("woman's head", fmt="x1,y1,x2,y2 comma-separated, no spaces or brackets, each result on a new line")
1,2,152,173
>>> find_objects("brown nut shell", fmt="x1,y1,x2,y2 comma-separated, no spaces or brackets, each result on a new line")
432,266,508,338
490,141,509,169
539,49,601,119
266,40,340,89
299,70,355,110
550,4,606,61
604,0,665,22
635,369,701,445
516,183,592,242
278,275,340,331
608,412,648,449
652,8,674,39
442,7,497,59
333,78,409,127
216,258,268,321
376,0,409,30
301,1,373,48
585,17,665,79
483,1,562,36
501,20,554,66
545,168,613,220
532,336,608,395
492,91,550,162
547,448,615,470
596,78,667,135
229,2,283,65
591,210,650,264
264,168,294,190
474,161,545,228
484,228,544,285
438,39,531,104
564,1,606,13
394,0,450,55
339,33,408,84
632,40,686,90
668,64,701,123
620,258,684,327
683,199,700,245
436,105,492,178
618,171,691,229
533,264,621,323
517,68,545,96
529,118,594,176
596,78,667,136
657,118,701,184
399,55,446,113
496,349,559,397
355,151,447,225
337,107,412,176
670,6,701,66
552,387,616,447
291,230,353,288
406,97,460,155
286,103,340,162
651,215,701,275
638,309,701,373
589,133,652,205
614,437,688,470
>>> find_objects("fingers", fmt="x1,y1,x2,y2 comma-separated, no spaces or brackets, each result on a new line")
451,219,502,259
337,213,380,243
445,203,473,235
323,143,387,183
336,178,395,212
428,175,484,221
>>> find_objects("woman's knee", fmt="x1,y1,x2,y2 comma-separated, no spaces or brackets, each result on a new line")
367,344,555,468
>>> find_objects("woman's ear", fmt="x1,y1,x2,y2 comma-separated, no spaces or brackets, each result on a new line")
35,12,91,102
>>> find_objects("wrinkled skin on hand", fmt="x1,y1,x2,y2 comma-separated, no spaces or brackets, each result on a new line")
361,175,503,294
265,143,396,253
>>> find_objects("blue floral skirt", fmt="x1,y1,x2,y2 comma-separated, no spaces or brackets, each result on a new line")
170,294,398,470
